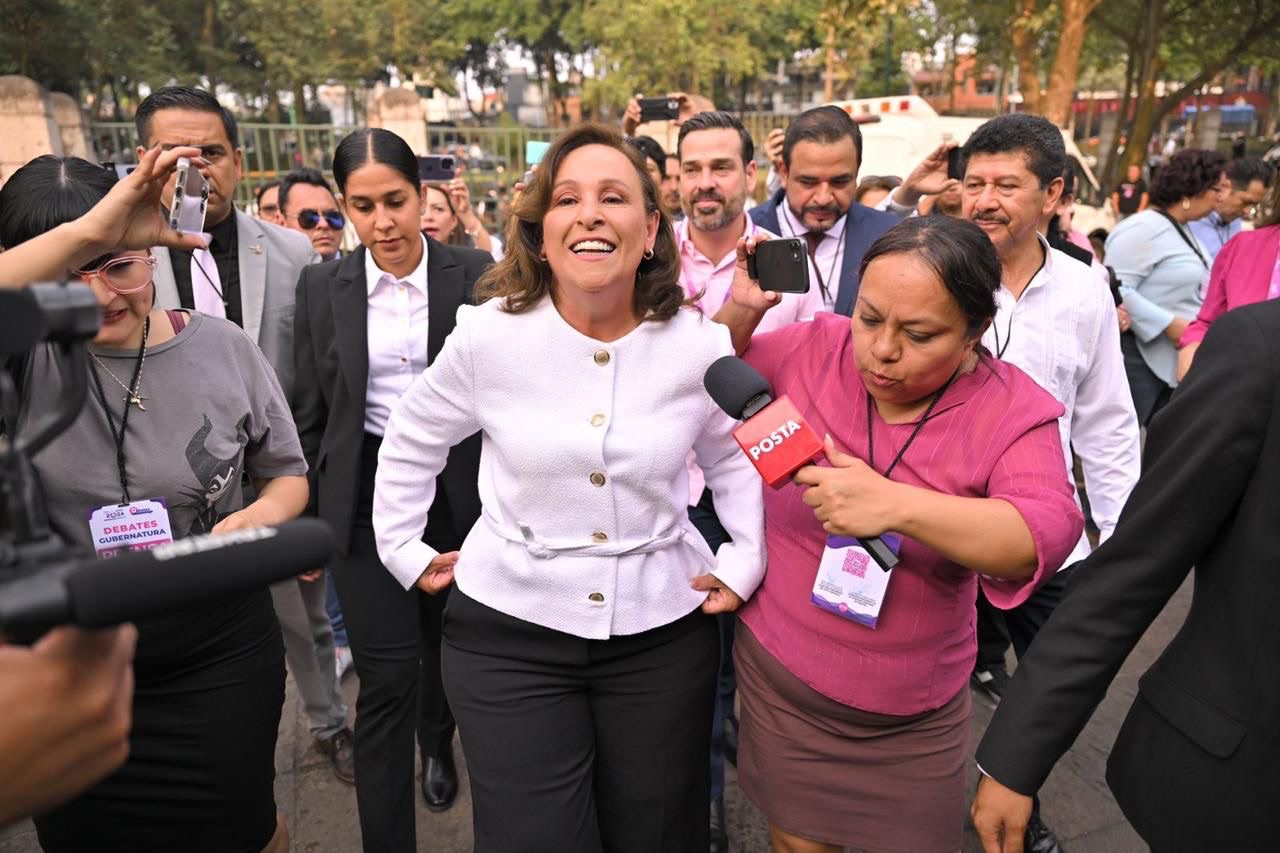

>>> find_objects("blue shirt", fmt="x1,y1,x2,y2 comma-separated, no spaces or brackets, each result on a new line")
1188,211,1244,262
1106,209,1211,386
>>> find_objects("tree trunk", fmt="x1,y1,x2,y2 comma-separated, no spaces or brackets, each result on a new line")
1042,0,1101,126
202,0,219,89
1265,74,1280,138
1100,42,1135,192
1129,1,1280,167
823,22,836,102
292,81,307,124
1126,0,1166,171
1011,0,1043,115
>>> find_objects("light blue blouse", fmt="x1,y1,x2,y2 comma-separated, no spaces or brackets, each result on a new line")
1105,209,1210,386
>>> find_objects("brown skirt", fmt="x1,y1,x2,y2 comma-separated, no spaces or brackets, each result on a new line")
735,623,971,853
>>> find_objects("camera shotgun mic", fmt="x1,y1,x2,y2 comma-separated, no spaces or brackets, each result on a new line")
703,356,899,571
0,518,335,641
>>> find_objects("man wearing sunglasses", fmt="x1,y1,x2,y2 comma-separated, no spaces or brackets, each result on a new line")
280,168,345,262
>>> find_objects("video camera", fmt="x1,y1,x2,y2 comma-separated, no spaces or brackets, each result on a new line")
0,284,333,643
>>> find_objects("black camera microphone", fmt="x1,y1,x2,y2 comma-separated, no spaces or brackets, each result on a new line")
0,519,335,641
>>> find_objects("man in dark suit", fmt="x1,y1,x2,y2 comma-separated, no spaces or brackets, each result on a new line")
292,233,486,852
749,105,898,315
971,299,1280,852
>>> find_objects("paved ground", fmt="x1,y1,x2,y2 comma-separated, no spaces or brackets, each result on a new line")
3,577,1188,852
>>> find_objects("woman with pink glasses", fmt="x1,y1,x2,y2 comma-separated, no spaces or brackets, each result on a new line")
0,151,308,853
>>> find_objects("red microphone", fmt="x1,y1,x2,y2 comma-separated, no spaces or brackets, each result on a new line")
703,356,899,570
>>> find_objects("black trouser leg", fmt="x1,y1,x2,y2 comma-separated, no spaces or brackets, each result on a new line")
443,589,718,853
331,522,423,853
417,583,456,760
974,588,1012,670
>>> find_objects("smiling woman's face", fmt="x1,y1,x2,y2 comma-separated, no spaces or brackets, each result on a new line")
541,144,658,302
852,253,979,419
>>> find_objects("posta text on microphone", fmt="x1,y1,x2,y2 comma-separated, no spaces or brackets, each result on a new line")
703,356,900,574
733,396,823,488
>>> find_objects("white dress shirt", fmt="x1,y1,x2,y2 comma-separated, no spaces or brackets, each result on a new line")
373,295,767,639
364,235,431,436
982,235,1141,567
777,202,847,312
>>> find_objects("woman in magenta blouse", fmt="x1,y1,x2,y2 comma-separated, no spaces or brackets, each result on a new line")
1178,183,1280,381
715,216,1083,853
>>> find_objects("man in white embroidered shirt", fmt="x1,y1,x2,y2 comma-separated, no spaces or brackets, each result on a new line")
884,112,1141,853
673,110,821,853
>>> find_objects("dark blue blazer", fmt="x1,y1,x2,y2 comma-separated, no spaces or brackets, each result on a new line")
750,189,899,316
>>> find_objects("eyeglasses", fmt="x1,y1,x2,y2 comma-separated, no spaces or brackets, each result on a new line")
72,254,157,294
295,208,345,230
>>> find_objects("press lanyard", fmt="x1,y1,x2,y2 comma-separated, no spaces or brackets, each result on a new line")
991,248,1048,359
1152,208,1209,269
865,369,957,480
87,316,149,504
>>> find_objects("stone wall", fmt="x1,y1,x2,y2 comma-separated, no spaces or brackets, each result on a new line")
0,75,64,183
366,87,428,154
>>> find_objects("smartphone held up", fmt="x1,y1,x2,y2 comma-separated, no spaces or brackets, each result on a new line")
748,239,810,294
168,157,210,236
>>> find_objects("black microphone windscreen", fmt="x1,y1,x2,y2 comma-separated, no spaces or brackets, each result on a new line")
0,290,47,355
65,519,335,628
703,356,772,420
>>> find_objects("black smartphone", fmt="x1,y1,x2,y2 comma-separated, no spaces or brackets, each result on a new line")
946,146,965,181
638,97,681,123
747,239,810,294
417,155,457,182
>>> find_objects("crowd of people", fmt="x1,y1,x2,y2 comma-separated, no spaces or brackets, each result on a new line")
1,80,1278,853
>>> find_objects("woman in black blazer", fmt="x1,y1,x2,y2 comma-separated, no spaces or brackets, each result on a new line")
292,128,487,853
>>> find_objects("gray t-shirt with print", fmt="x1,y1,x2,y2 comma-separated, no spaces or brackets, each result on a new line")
17,311,307,551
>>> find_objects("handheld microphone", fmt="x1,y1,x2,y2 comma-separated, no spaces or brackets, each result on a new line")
0,518,335,641
703,356,899,570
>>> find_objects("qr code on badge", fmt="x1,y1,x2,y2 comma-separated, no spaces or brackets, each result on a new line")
841,549,869,579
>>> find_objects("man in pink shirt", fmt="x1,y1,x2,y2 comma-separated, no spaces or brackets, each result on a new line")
674,110,821,853
674,111,822,333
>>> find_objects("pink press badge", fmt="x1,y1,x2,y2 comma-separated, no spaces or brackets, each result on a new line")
810,533,902,629
88,498,174,559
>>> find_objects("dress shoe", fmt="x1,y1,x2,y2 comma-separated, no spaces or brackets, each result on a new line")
315,726,355,785
422,745,458,812
709,796,728,853
723,715,739,767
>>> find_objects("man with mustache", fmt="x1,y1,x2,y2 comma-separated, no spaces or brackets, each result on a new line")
888,112,1141,853
673,110,822,853
750,106,898,314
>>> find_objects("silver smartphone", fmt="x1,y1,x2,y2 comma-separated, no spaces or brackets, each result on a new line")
169,157,210,235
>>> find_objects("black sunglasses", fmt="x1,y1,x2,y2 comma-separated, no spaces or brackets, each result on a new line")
296,208,345,230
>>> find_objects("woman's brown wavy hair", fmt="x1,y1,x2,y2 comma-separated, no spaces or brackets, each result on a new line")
474,122,685,322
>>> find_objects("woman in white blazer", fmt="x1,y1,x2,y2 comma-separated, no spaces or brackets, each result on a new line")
372,123,766,852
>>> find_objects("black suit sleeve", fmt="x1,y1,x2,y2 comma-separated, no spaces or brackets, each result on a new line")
975,305,1276,795
290,265,328,517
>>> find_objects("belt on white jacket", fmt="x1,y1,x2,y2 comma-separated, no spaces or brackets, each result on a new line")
483,512,715,567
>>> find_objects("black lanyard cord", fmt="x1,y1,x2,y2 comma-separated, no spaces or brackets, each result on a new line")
87,315,149,504
865,368,958,480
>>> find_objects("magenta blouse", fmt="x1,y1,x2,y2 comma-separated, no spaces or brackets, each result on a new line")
740,314,1084,715
1181,225,1280,348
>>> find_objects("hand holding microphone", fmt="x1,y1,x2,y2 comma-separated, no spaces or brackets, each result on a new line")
703,357,900,570
794,435,903,540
